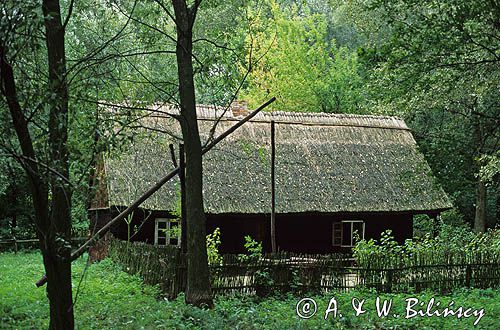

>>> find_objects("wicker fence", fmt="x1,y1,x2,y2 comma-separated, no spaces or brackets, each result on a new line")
107,238,500,298
0,237,87,252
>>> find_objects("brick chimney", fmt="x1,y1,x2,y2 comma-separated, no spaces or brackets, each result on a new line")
231,100,248,117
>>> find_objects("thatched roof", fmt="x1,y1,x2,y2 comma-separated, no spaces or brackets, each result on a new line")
99,107,451,214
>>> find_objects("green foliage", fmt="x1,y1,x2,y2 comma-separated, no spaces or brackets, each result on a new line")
0,252,162,329
440,208,468,226
253,267,275,298
352,0,500,227
206,227,222,266
243,235,263,256
2,3,497,326
412,214,435,239
413,208,471,238
478,151,500,184
354,228,500,267
167,222,181,242
242,0,363,113
0,159,34,240
1,252,499,329
238,235,263,262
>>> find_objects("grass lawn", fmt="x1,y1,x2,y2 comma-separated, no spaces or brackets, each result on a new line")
1,252,499,329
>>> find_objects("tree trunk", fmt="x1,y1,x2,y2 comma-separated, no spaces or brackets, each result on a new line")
42,248,74,329
474,179,487,233
42,0,74,328
471,106,486,234
496,191,499,228
1,2,74,324
172,0,213,307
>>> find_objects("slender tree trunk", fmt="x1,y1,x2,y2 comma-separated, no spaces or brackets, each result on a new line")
42,0,74,328
172,0,213,307
474,180,487,233
0,46,49,229
496,191,499,228
472,108,486,234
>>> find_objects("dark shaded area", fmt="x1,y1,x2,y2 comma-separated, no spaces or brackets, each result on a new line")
92,207,419,254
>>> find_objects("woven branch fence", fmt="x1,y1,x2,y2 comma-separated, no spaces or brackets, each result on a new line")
107,238,500,298
0,237,87,252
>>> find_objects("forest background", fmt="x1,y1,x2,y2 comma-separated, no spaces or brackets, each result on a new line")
0,0,498,250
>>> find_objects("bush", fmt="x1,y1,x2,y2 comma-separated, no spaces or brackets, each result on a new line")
353,228,500,267
238,235,263,262
440,207,467,226
206,227,222,266
413,214,435,238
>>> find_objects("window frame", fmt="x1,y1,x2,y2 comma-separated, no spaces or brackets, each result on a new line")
332,220,365,247
154,218,180,246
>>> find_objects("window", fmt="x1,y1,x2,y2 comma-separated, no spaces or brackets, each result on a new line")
332,220,364,247
155,218,180,246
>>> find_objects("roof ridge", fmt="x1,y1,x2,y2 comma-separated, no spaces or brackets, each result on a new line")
257,110,404,122
145,104,407,130
209,110,408,130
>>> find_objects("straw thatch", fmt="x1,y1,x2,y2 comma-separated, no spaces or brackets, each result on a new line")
100,107,451,214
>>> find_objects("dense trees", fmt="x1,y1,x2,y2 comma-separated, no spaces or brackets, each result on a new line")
242,0,363,113
0,0,498,326
351,0,499,231
2,0,253,315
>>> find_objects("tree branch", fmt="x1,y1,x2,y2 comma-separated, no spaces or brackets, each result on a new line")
62,0,74,30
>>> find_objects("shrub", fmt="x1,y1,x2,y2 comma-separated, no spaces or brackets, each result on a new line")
440,207,467,226
353,228,500,267
206,227,222,266
238,235,263,262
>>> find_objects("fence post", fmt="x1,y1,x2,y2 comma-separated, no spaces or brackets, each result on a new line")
385,269,393,293
465,264,472,288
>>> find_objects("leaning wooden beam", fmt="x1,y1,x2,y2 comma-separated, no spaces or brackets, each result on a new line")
35,97,276,287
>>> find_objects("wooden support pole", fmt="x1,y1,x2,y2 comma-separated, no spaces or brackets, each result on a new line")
270,120,276,253
169,144,178,167
169,143,186,252
11,214,18,253
432,214,440,238
179,143,187,253
35,97,276,287
465,264,472,287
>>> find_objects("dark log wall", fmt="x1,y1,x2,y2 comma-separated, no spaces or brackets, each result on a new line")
93,208,414,254
364,214,413,245
91,207,175,244
207,214,270,253
275,215,333,254
209,213,413,254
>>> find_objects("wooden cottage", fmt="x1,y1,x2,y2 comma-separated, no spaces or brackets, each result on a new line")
90,105,451,253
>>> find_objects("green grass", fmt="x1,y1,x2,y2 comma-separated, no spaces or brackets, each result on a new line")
1,252,499,329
